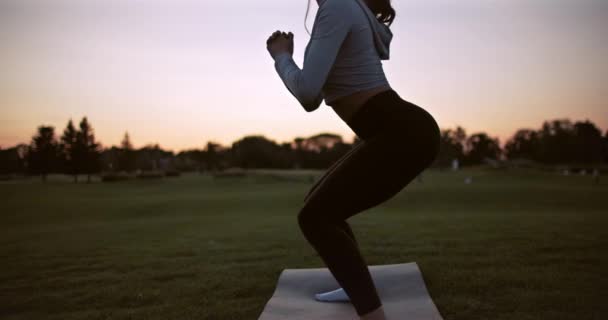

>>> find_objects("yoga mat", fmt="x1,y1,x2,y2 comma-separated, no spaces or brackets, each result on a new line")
258,262,444,319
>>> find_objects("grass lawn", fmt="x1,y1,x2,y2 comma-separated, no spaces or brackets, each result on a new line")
1,168,606,319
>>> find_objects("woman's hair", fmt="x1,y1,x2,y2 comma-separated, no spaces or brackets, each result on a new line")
367,0,397,26
305,0,396,35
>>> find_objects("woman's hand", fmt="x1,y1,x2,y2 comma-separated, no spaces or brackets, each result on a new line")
267,30,294,60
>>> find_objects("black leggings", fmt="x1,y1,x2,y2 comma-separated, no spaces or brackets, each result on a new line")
297,89,441,316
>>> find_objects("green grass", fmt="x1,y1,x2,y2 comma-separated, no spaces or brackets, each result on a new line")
1,168,606,320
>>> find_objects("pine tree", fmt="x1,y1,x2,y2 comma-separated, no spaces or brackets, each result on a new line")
76,117,102,183
604,130,608,163
121,132,133,150
27,126,59,182
118,132,136,172
60,119,80,182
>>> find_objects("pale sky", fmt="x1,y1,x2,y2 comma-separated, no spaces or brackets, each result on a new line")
1,0,606,152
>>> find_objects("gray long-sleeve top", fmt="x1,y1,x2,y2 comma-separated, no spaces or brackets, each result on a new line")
273,0,394,112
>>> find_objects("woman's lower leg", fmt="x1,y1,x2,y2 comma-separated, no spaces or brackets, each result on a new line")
314,220,359,302
360,304,387,320
338,219,358,246
298,212,382,316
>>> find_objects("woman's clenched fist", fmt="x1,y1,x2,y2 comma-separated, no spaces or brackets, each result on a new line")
266,30,294,60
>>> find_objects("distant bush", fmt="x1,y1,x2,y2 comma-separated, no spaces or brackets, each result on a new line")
136,170,165,179
253,171,315,183
0,174,15,181
164,169,181,177
101,172,131,182
212,167,246,178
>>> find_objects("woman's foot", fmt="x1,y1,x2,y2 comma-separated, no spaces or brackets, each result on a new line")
359,305,387,320
315,287,350,302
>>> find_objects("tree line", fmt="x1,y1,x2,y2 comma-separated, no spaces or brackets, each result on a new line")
436,119,607,167
0,117,607,182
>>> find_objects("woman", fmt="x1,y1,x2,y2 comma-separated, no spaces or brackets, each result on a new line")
265,0,440,319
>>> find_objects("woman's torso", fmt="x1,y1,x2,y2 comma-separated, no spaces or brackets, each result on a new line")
306,0,392,122
328,84,392,124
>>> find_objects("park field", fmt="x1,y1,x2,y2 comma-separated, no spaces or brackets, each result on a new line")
1,168,606,320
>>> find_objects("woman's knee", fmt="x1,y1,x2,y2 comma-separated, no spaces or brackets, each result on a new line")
297,203,334,236
297,205,317,233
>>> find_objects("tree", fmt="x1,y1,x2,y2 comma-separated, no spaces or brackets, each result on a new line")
571,120,603,164
77,117,102,183
59,119,81,182
437,126,467,169
504,129,540,161
136,143,173,171
205,141,222,172
533,119,602,165
291,137,306,169
27,126,59,182
117,132,136,172
537,119,575,164
288,133,347,169
464,133,501,165
605,130,608,163
301,133,343,152
0,144,27,175
231,135,289,169
174,149,202,172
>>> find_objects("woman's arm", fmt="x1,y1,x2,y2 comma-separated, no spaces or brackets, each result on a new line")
273,1,352,112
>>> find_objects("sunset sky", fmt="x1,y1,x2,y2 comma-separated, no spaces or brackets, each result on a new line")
1,0,606,152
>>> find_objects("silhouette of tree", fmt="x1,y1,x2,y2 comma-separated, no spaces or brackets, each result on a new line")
27,126,59,182
454,126,467,146
301,133,343,152
278,142,296,169
231,135,290,169
604,130,608,163
538,119,574,164
504,119,604,165
175,149,204,172
136,143,174,171
505,129,541,161
292,137,306,169
535,119,601,164
205,141,222,172
121,132,133,149
11,117,608,175
77,117,102,183
118,132,136,172
297,133,346,168
464,133,501,165
572,120,604,164
100,146,121,172
59,119,81,182
437,126,466,168
0,144,27,175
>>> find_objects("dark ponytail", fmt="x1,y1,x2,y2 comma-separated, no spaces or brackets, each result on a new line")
304,0,396,36
367,0,396,27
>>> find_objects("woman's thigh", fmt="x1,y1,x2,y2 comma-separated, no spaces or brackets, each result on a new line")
303,141,366,203
300,132,430,223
